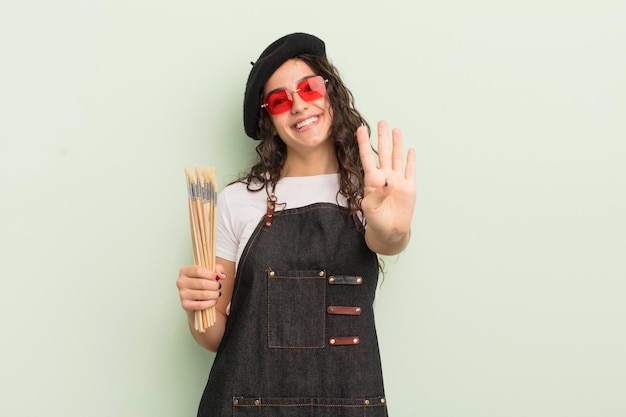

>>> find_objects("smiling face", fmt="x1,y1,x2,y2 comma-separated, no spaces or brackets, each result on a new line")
263,59,336,173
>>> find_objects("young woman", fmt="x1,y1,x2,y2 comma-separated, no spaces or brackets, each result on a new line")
177,32,416,416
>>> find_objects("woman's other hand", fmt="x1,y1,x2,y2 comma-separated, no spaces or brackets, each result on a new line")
357,120,417,255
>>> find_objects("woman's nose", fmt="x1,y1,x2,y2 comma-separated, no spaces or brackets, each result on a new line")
290,91,309,114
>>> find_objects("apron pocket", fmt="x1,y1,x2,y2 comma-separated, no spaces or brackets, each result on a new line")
232,396,388,417
267,269,326,348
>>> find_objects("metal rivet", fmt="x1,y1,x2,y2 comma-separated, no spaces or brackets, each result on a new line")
265,222,271,226
233,398,239,405
269,271,275,277
356,277,363,284
353,338,359,344
364,399,370,405
355,307,362,314
328,277,335,284
254,399,261,406
318,270,325,277
329,338,336,345
381,398,386,404
327,307,334,313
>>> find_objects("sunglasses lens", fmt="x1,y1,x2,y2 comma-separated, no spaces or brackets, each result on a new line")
263,76,327,115
297,76,327,101
265,91,292,115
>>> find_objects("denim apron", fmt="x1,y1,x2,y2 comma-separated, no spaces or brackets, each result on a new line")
198,201,388,416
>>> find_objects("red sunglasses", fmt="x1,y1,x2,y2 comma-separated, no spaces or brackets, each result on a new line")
261,75,328,115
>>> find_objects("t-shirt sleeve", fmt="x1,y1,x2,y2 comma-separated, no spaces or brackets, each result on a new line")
215,188,238,262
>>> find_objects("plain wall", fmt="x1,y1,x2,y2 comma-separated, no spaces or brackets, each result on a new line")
1,1,625,416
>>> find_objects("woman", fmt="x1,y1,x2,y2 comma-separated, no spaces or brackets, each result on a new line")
177,32,416,416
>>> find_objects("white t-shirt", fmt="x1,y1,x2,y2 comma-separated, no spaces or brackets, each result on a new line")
216,173,347,268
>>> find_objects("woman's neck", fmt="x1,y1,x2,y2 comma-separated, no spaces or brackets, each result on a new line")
282,152,339,177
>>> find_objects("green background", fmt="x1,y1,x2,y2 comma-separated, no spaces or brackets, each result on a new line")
1,1,625,416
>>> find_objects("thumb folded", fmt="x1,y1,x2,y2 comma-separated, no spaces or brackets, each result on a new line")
365,178,393,209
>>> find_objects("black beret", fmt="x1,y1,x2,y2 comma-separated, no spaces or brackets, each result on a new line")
243,33,326,140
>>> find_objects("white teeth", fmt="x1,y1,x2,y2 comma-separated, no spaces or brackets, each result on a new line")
296,117,318,129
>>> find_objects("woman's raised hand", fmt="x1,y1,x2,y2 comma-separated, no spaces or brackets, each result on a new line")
357,120,417,255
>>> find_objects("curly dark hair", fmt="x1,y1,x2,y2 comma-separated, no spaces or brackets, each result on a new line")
237,54,372,227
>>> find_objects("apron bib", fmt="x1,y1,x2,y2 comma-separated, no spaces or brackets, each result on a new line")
198,202,388,416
